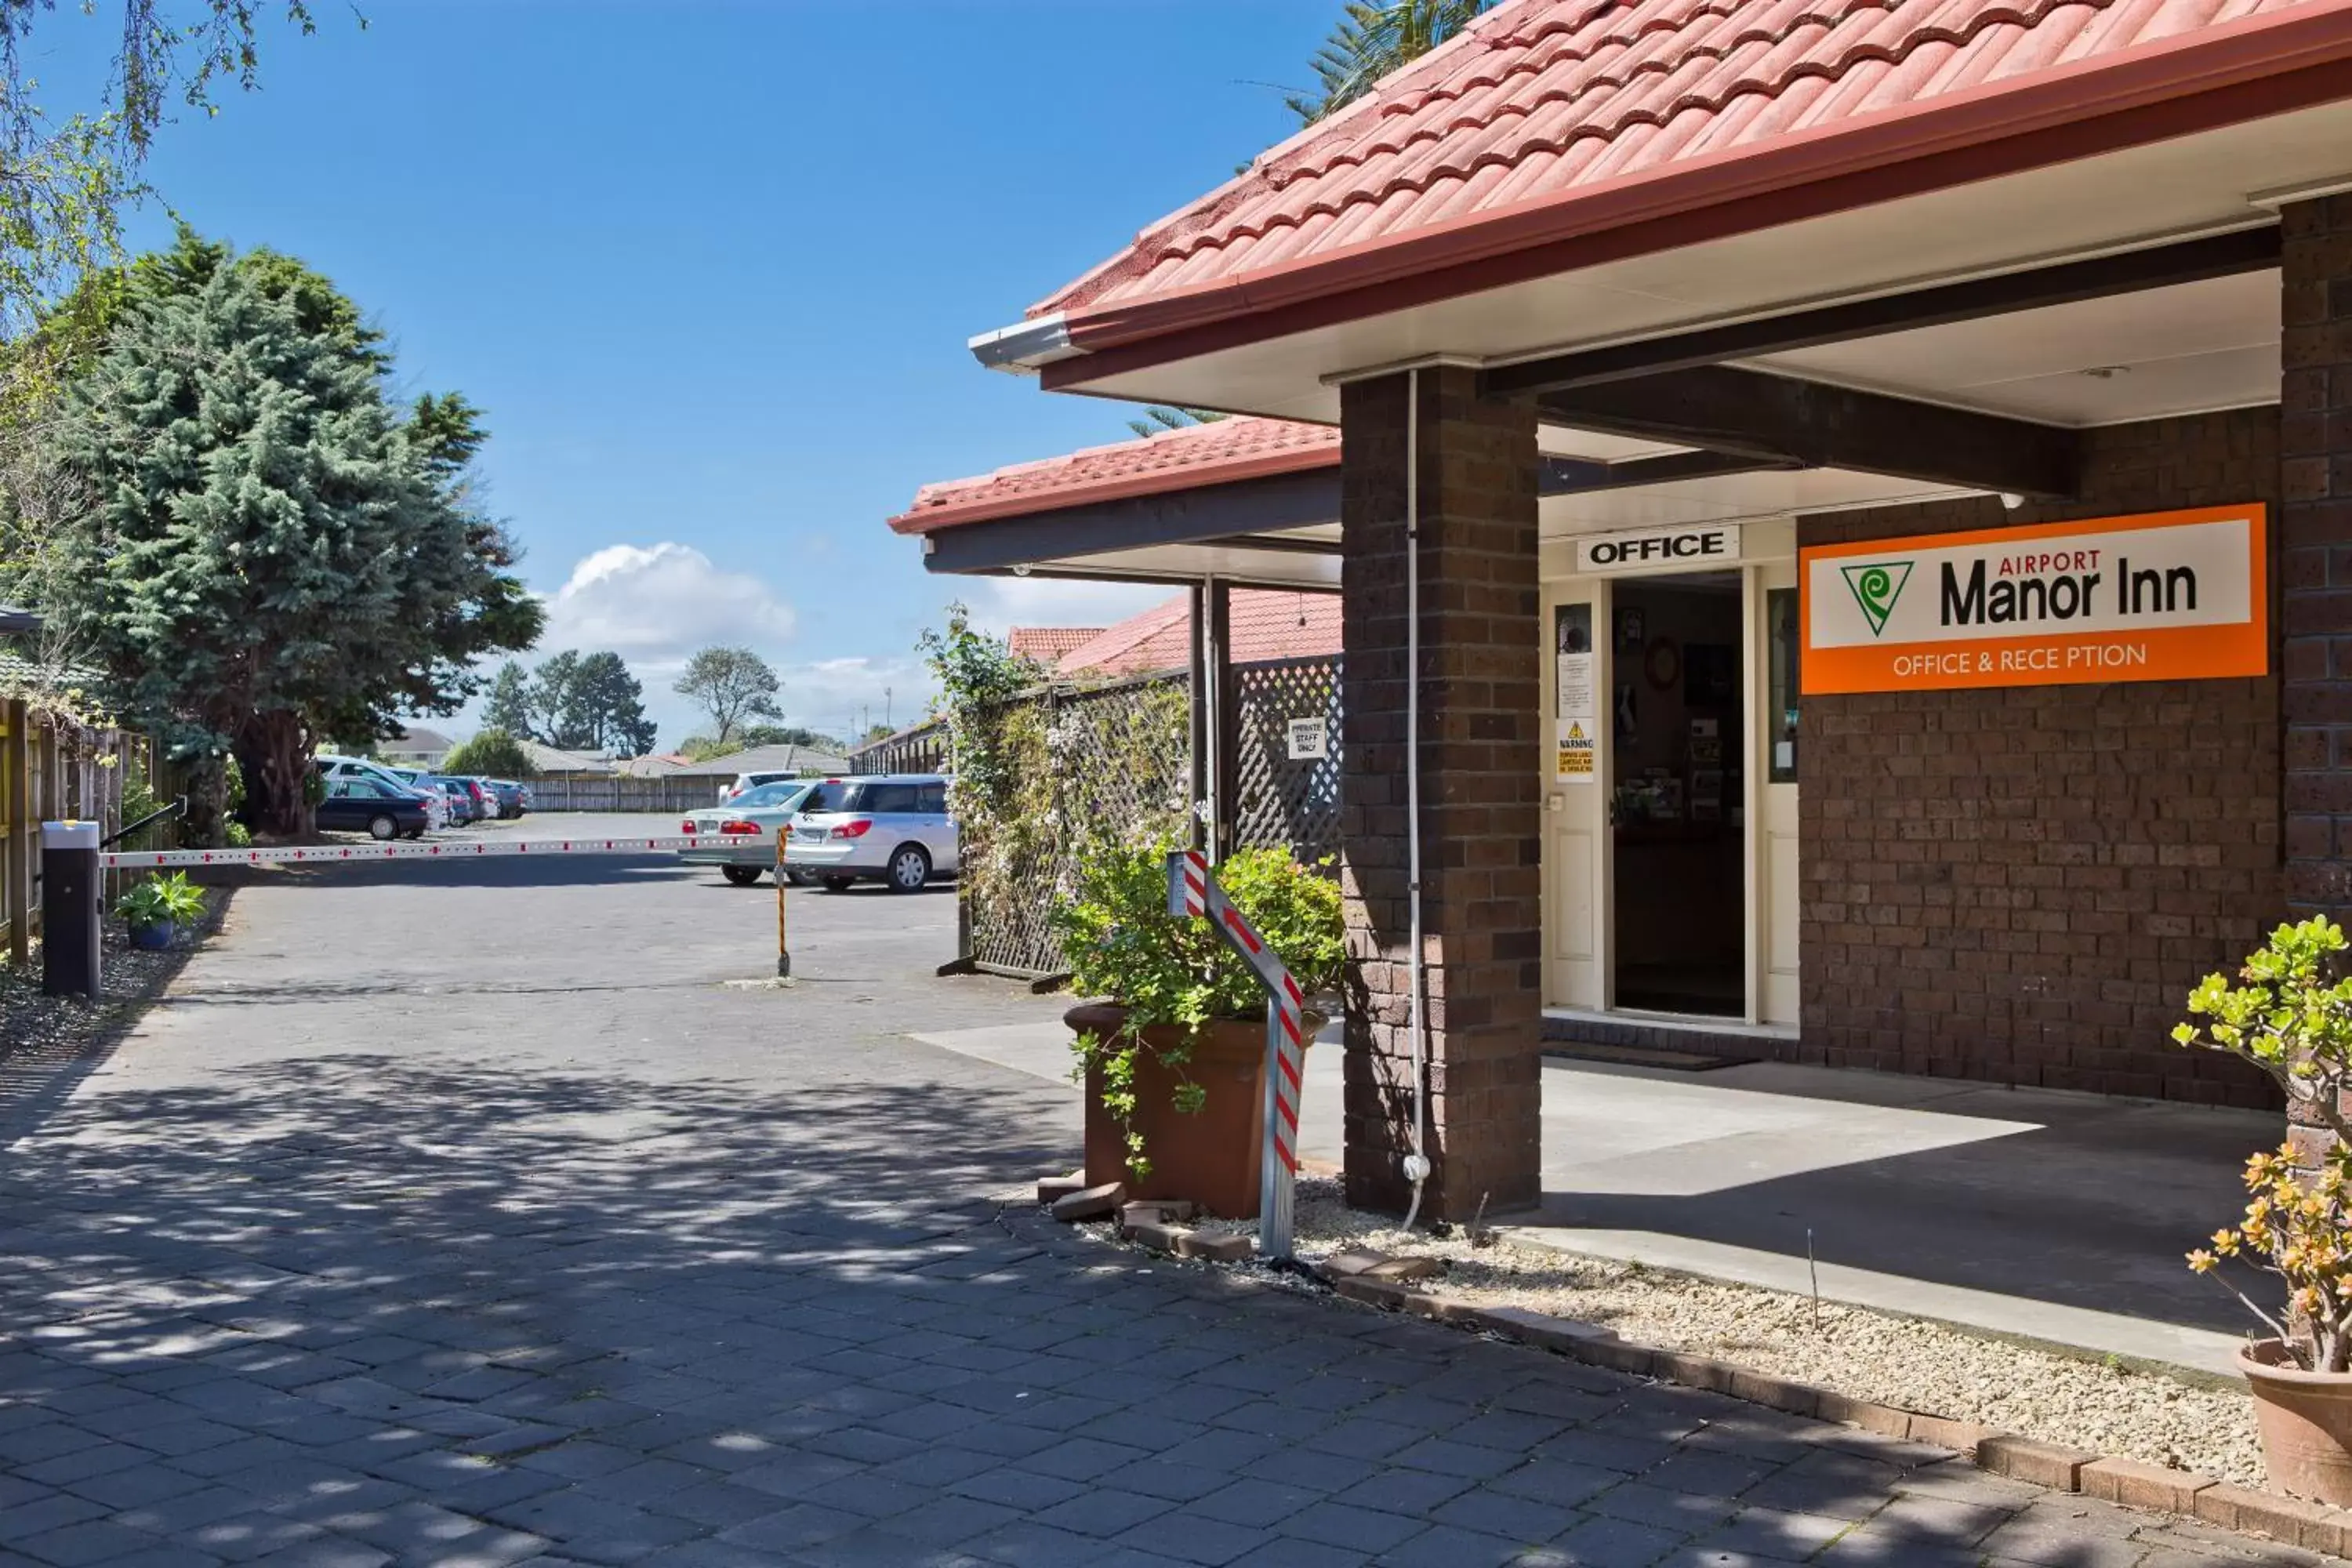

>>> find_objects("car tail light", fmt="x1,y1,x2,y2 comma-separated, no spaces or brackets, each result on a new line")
719,820,761,836
681,820,698,833
830,819,872,840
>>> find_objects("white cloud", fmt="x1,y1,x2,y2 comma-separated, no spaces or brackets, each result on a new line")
538,543,796,662
957,575,1173,637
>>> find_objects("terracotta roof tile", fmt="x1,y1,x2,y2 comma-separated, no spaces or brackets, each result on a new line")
1036,0,2337,325
890,416,1338,534
1008,626,1107,662
1055,590,1341,677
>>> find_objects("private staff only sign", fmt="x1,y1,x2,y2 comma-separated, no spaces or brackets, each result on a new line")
1799,505,2267,695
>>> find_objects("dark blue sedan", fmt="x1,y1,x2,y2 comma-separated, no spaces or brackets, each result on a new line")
318,776,430,840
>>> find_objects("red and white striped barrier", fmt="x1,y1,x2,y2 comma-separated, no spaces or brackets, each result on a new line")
1168,848,1308,1261
101,836,701,870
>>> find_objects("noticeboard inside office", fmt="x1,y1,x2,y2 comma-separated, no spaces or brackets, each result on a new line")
1798,505,2267,695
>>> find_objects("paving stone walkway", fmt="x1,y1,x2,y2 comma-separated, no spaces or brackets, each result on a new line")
0,840,2325,1566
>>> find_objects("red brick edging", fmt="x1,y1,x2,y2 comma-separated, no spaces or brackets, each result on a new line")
1320,1270,2352,1557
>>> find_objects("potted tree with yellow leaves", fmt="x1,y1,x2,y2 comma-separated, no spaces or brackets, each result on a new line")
2178,917,2352,1501
1054,837,1342,1218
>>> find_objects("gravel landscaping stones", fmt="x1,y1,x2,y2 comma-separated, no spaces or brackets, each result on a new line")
1178,1177,2270,1489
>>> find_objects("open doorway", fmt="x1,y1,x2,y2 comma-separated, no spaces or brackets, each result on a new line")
1609,573,1744,1016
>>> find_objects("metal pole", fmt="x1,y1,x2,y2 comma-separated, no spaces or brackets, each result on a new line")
775,826,791,978
1261,996,1294,1260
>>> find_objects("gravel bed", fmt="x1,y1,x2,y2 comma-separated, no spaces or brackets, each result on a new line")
0,888,225,1086
1171,1176,2267,1488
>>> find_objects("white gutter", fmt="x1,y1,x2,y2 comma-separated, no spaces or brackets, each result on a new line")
967,312,1084,376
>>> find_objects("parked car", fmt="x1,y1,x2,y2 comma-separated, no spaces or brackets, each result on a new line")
720,769,803,804
785,774,957,893
430,776,477,825
484,779,526,819
316,756,445,830
449,777,494,822
375,765,452,832
679,779,817,886
317,775,430,840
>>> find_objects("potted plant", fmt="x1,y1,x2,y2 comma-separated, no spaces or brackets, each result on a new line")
114,872,205,950
1052,837,1343,1218
2176,917,2352,1501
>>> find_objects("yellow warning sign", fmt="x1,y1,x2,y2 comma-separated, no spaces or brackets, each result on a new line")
1556,720,1595,779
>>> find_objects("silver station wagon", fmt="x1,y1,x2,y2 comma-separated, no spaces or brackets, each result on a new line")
785,774,958,893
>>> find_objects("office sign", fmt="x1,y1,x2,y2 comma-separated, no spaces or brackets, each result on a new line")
1800,505,2267,695
1285,716,1328,760
1574,523,1742,575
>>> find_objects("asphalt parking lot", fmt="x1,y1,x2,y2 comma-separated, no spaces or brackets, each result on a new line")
0,815,2319,1566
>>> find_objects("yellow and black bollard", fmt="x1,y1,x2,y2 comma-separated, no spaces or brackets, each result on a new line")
775,825,791,978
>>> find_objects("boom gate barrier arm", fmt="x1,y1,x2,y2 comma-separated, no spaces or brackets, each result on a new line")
1167,849,1308,1261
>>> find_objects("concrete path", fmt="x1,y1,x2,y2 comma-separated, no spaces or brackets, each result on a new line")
912,1020,2262,1376
0,815,2312,1566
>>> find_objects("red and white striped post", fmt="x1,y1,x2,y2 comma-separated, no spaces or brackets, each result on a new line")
1169,848,1306,1261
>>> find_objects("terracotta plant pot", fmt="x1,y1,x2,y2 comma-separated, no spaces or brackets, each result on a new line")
2241,1338,2352,1504
1067,1002,1314,1220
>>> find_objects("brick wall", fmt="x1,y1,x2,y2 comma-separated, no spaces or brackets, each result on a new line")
1339,366,1544,1218
1798,409,2279,1108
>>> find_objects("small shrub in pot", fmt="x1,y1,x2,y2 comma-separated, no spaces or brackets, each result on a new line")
2176,917,2352,1499
1052,837,1342,1212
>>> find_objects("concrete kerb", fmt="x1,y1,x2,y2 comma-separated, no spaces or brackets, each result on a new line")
1316,1263,2351,1559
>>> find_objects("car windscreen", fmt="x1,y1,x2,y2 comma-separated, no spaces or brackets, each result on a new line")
736,782,805,809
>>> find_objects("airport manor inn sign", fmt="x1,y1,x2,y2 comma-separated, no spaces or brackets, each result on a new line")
1800,505,2267,695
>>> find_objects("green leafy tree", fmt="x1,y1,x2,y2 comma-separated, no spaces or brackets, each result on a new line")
1288,1,1497,125
18,232,542,837
674,644,783,747
441,729,535,780
1124,406,1228,440
529,649,654,755
481,660,535,739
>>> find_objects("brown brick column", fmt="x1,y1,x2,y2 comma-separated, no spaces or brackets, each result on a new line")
1338,366,1543,1220
2285,193,2352,916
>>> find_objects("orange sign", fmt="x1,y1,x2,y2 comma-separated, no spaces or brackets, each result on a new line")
1800,505,2267,695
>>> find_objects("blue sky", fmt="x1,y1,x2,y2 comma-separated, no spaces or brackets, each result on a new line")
111,0,1338,748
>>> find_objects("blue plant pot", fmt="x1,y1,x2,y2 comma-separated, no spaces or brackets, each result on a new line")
129,921,175,951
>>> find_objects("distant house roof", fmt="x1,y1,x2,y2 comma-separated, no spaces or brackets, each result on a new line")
383,725,455,753
666,742,852,779
1051,589,1340,678
888,416,1338,535
518,740,617,775
614,753,690,778
1009,626,1105,663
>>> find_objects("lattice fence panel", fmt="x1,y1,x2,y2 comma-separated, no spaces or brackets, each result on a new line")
1232,655,1342,867
965,673,1191,980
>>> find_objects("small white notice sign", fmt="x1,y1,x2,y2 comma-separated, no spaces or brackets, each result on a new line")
1286,716,1329,760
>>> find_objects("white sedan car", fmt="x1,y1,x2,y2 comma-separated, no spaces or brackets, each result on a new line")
677,779,820,886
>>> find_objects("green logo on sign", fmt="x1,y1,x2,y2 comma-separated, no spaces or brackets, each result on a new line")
1839,561,1913,637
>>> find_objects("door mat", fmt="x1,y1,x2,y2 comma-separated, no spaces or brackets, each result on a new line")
1542,1040,1747,1072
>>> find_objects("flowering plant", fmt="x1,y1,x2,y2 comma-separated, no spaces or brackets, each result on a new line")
2190,1145,2352,1372
2176,918,2352,1370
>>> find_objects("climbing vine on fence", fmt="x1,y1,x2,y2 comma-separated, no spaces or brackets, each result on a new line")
921,604,1192,977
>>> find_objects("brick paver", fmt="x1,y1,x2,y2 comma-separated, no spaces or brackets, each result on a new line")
0,829,2323,1566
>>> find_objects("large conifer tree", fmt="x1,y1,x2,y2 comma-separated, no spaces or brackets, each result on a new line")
30,234,543,837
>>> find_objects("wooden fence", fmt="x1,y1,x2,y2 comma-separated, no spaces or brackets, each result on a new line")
525,775,746,814
1,697,135,967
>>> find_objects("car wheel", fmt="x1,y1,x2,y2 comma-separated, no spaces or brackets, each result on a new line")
368,815,398,841
820,876,856,892
720,865,764,887
784,868,814,887
885,844,931,893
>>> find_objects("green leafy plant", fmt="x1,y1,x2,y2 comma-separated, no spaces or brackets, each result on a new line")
1054,837,1343,1177
113,870,203,930
2176,918,2352,1369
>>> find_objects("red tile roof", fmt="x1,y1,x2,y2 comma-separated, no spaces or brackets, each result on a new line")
1037,0,2352,356
890,416,1338,534
1009,626,1106,662
1053,590,1341,677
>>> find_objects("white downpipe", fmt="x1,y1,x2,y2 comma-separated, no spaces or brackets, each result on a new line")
1400,368,1432,1230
